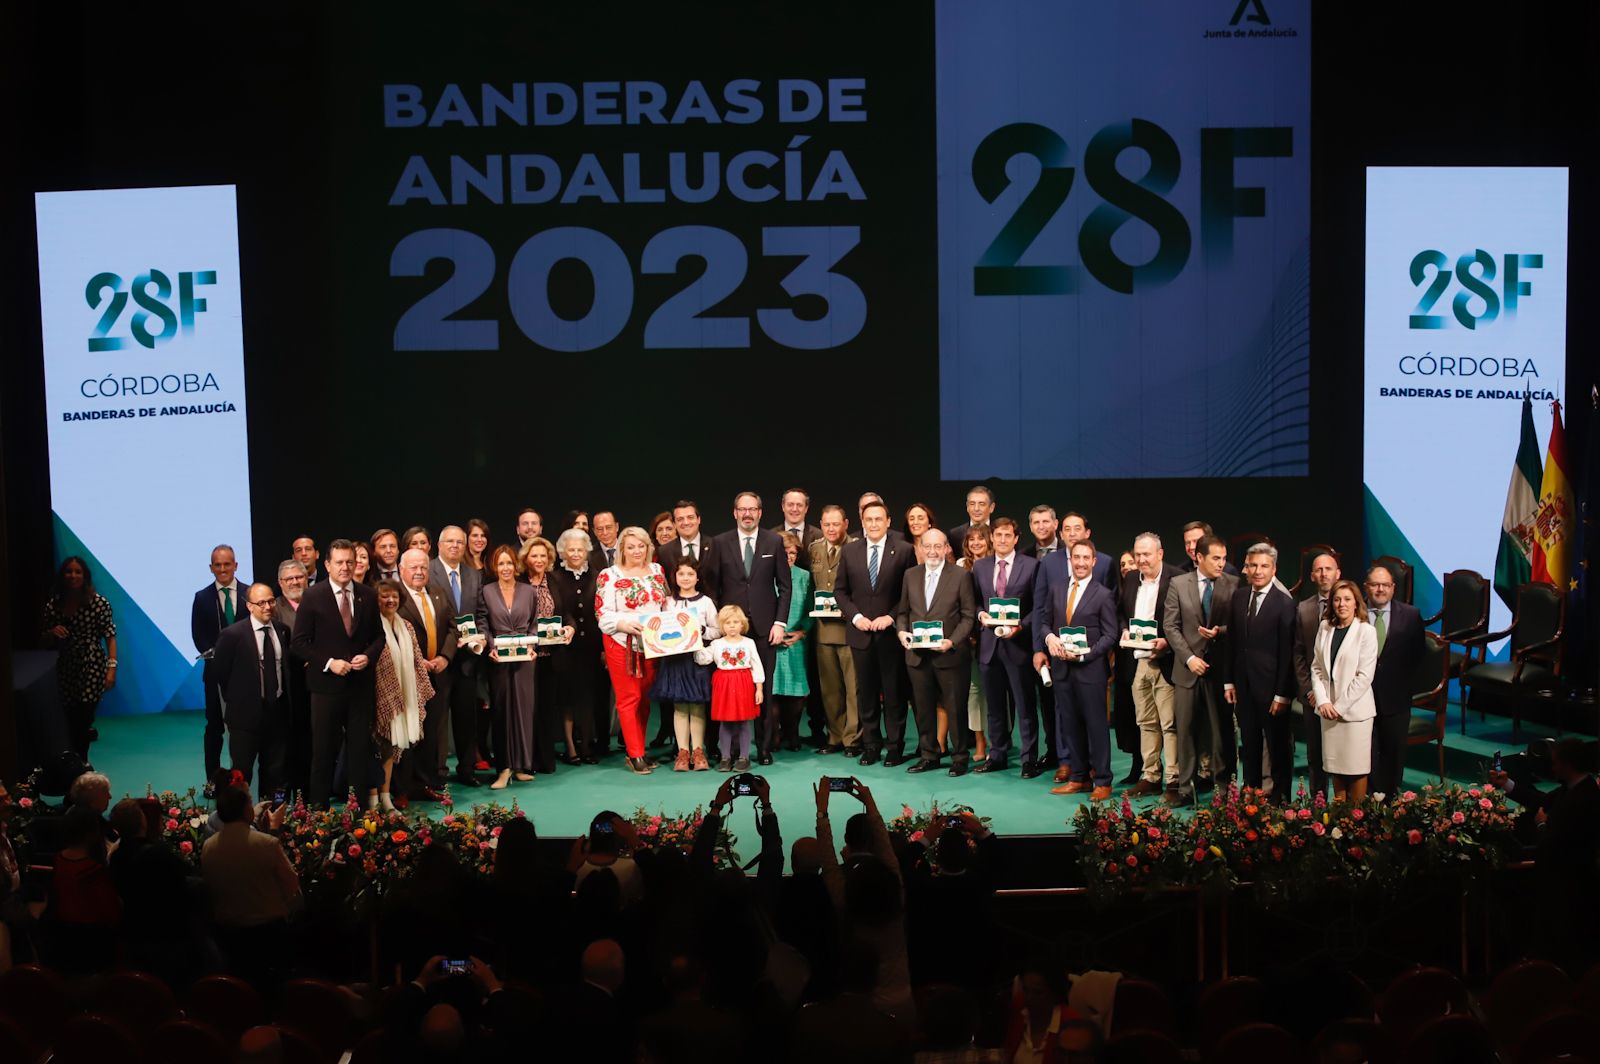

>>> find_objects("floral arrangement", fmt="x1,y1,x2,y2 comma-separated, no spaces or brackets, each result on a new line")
154,788,210,868
1073,780,1522,904
629,805,739,868
888,802,992,870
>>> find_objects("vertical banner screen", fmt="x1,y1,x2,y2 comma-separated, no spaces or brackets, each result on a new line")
35,184,254,714
935,0,1312,480
1363,167,1568,630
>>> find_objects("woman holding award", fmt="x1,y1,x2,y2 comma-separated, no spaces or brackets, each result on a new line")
596,526,670,775
550,529,601,766
477,545,538,790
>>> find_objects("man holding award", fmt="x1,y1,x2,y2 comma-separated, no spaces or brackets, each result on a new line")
971,518,1042,777
808,505,859,755
1117,533,1182,799
895,530,977,776
1035,541,1118,800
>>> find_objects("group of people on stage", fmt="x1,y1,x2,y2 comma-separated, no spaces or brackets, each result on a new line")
51,485,1425,809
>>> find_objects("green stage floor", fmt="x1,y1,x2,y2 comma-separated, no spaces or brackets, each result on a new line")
81,703,1540,849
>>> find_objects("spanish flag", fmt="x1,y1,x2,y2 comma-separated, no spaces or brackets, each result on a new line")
1532,400,1576,592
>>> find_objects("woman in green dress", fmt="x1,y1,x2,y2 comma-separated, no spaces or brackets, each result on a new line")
770,532,814,753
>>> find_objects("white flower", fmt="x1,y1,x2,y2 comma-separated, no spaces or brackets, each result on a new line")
488,837,499,850
190,817,204,829
1330,827,1343,840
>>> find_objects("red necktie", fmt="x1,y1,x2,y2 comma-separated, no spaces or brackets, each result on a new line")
339,586,354,637
995,558,1008,598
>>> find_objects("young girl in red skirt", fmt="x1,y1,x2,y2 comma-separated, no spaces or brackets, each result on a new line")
708,605,764,772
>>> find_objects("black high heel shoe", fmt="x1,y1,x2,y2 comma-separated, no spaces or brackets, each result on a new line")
628,756,654,775
560,752,583,767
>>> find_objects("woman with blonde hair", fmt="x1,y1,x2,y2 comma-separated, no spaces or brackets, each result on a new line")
595,526,670,774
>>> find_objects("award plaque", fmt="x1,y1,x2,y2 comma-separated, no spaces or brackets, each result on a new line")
536,616,566,645
1058,625,1089,656
810,590,841,619
493,634,537,661
909,620,945,648
640,610,705,659
454,613,479,638
1120,617,1158,649
984,597,1021,626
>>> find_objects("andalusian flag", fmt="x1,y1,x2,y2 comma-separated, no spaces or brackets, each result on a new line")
1532,400,1576,592
1495,395,1542,609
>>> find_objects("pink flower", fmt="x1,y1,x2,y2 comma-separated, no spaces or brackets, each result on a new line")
1406,829,1422,845
1451,811,1465,824
179,840,193,854
1447,834,1458,844
348,844,362,857
1194,848,1207,862
1348,846,1364,859
1125,855,1138,867
166,819,179,832
1299,808,1314,820
442,815,455,825
902,805,915,817
1096,819,1110,833
1351,808,1364,820
18,797,31,809
650,815,663,826
1479,798,1493,810
513,808,524,817
909,830,924,842
490,826,502,837
1402,790,1418,801
168,807,180,817
1147,827,1162,840
1469,788,1482,797
1311,822,1325,836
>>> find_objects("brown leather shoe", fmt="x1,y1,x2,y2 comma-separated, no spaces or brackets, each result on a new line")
1090,785,1114,801
1052,766,1072,784
691,747,710,771
1050,781,1091,795
673,749,691,772
1125,779,1162,797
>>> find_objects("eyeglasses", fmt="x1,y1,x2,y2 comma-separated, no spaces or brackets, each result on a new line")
249,597,276,607
734,507,760,515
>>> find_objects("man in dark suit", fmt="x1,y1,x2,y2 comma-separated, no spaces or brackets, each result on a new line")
204,583,294,793
292,535,320,585
192,544,244,781
290,539,384,806
772,488,823,552
272,559,311,794
591,511,621,570
1019,505,1064,561
947,484,996,552
658,500,721,602
834,499,917,766
1365,563,1425,797
971,518,1041,776
895,530,977,775
1221,543,1297,798
1117,534,1183,798
1060,512,1117,591
711,492,793,765
1035,541,1119,799
858,492,911,547
1177,521,1240,576
396,548,457,801
1491,738,1600,968
1164,534,1238,804
432,525,485,786
1292,551,1341,799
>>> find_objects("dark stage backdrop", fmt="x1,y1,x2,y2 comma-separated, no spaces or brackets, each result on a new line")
2,2,1594,680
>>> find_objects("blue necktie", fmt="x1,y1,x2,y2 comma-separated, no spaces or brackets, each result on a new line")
868,543,880,590
449,569,461,612
1201,578,1213,624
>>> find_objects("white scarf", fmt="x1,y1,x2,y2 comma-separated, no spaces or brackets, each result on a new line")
382,612,423,749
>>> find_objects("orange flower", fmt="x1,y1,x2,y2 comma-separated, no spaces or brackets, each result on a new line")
353,827,367,839
392,830,409,843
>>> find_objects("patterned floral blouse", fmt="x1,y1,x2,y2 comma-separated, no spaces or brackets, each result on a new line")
594,563,669,648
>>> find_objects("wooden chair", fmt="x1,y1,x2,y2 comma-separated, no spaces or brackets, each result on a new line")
1409,633,1451,781
1459,581,1566,738
1377,966,1469,1042
1289,544,1340,599
1206,1022,1299,1064
1371,554,1415,604
1401,1013,1494,1064
1422,569,1491,731
1110,978,1174,1035
1484,959,1572,1048
1514,1009,1600,1064
144,1020,229,1064
87,970,179,1041
1196,976,1267,1056
183,975,266,1045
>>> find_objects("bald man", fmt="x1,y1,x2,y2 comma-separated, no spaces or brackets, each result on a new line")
896,529,977,775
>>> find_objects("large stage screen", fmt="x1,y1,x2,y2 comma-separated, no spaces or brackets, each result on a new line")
35,185,254,714
1363,167,1568,631
934,0,1312,480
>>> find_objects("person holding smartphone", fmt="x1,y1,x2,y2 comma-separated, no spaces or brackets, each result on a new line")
571,810,642,905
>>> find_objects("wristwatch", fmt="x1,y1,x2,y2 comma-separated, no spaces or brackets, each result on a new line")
106,660,118,668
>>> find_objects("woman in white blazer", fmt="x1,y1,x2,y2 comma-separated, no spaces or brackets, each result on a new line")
1312,579,1379,802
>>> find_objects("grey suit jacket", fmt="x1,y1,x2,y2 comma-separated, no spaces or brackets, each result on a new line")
396,582,460,665
430,559,482,620
1162,569,1239,689
1292,594,1326,707
895,563,976,671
